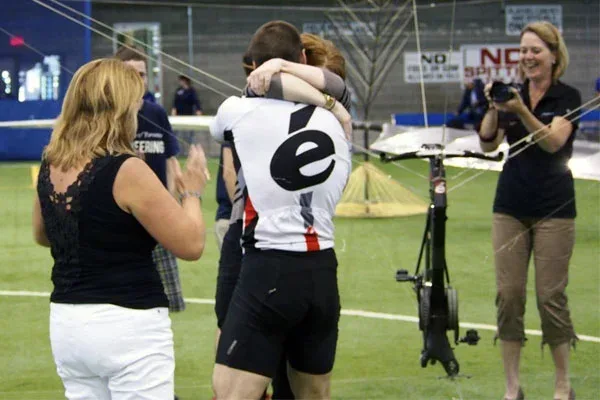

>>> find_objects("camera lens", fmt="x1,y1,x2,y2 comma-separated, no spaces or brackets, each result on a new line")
490,81,514,103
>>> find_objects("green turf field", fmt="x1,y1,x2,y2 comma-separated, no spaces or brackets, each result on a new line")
1,157,598,399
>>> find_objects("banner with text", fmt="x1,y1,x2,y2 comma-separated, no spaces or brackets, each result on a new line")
403,51,462,83
460,44,520,83
505,5,562,36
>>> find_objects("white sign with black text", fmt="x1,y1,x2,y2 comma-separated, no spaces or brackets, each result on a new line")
505,5,562,36
403,51,462,83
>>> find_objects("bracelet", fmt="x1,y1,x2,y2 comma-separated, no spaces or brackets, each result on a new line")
179,191,202,202
323,93,336,111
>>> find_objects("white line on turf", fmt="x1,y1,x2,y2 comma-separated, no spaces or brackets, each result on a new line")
2,290,599,343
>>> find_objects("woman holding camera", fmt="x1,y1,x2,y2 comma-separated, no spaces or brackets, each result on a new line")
478,21,580,400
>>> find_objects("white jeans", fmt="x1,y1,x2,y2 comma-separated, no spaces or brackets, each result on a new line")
50,303,174,400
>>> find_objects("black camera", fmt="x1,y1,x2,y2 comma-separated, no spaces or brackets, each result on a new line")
490,81,515,103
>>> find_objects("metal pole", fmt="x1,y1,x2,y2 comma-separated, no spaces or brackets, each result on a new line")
363,127,369,204
187,6,193,75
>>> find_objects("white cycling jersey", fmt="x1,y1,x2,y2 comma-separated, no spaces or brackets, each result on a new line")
211,97,351,252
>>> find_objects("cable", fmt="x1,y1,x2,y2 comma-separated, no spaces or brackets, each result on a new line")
441,0,458,145
411,0,429,128
0,25,202,158
447,97,600,192
0,27,75,76
47,0,241,93
59,0,503,11
30,0,237,98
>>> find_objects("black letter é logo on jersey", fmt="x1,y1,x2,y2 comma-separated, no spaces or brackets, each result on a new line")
270,106,336,191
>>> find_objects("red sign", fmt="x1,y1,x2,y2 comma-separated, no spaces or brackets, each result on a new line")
460,44,521,83
10,36,25,47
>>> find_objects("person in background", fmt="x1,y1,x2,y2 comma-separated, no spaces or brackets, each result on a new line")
114,46,187,313
171,75,202,116
447,77,487,130
33,58,208,399
171,75,202,152
477,21,580,400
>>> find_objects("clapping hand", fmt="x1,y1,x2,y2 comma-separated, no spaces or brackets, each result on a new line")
174,144,210,197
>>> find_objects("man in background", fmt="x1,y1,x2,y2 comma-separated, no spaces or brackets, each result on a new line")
447,77,487,130
115,46,186,314
171,75,202,116
171,74,202,152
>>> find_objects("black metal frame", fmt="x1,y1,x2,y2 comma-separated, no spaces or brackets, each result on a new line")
381,144,503,377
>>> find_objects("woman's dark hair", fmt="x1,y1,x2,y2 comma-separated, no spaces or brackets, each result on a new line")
178,75,192,85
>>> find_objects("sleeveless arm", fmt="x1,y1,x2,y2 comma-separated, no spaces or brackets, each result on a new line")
114,157,205,261
32,196,50,247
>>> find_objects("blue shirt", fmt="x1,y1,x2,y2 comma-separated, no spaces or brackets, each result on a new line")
134,101,180,186
143,91,156,103
173,86,201,115
215,142,233,220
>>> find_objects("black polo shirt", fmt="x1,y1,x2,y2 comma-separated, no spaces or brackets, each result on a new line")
494,80,581,219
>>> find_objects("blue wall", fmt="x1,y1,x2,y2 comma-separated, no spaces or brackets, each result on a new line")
0,1,91,160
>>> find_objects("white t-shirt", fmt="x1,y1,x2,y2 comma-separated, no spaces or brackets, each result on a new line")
211,97,351,252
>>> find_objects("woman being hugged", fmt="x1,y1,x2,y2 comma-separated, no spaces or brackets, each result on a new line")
478,21,580,400
33,58,208,399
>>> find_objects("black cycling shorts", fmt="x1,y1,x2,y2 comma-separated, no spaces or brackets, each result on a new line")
215,248,340,378
214,220,243,328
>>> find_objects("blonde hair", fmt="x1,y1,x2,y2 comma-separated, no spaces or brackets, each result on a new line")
519,21,569,83
301,33,346,80
44,58,144,170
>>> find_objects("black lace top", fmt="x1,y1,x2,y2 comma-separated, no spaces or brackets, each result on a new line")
37,154,168,309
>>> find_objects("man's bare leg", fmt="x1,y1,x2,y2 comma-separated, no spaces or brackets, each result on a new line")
213,363,271,400
288,365,331,400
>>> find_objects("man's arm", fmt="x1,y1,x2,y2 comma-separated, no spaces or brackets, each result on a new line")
193,90,203,115
221,146,236,202
456,90,469,114
172,92,178,116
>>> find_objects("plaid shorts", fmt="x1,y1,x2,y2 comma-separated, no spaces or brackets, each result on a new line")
152,244,185,312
